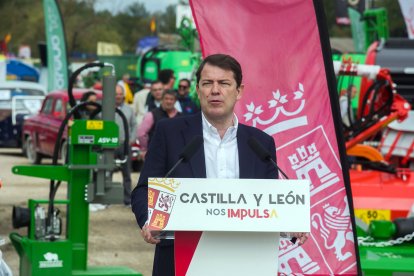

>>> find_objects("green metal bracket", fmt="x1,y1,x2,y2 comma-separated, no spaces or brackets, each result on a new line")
12,165,69,181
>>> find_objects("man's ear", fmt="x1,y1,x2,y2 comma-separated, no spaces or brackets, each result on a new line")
196,84,201,99
236,84,244,100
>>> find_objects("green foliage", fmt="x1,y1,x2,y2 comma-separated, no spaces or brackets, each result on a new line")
0,0,178,57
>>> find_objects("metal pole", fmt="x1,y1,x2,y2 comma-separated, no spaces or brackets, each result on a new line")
96,74,117,197
102,75,116,121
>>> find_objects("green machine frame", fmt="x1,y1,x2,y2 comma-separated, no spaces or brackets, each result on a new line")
9,75,142,276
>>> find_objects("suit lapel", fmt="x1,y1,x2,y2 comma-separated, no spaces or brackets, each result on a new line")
181,113,206,178
237,125,255,179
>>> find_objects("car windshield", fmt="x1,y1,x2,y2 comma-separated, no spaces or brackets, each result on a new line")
0,88,45,114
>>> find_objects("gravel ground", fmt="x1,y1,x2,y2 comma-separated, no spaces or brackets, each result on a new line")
0,148,154,276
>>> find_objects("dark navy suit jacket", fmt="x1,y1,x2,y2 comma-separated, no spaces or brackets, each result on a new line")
131,112,278,276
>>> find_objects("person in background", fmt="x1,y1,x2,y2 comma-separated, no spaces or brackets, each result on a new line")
79,91,98,119
144,80,165,113
137,90,181,159
157,69,182,112
339,84,357,128
117,73,134,104
68,91,98,129
177,78,199,115
115,85,137,207
158,69,176,90
132,81,152,125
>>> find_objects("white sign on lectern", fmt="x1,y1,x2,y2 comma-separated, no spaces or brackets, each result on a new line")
147,178,310,276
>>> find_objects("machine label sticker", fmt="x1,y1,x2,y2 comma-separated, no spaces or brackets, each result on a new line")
355,209,391,225
78,135,94,144
97,137,118,144
86,120,103,130
39,252,63,268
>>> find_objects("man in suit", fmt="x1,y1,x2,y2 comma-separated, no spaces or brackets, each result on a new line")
131,54,306,276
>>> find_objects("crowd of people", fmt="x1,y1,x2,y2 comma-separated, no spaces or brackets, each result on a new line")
79,69,200,208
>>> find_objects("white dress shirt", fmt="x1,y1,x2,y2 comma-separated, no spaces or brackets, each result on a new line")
202,112,239,179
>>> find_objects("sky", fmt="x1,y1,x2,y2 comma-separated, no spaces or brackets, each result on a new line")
94,0,181,14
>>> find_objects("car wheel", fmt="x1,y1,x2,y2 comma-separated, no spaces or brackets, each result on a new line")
26,136,42,164
60,141,68,164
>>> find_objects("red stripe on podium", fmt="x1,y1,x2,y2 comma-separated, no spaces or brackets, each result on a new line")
174,231,203,276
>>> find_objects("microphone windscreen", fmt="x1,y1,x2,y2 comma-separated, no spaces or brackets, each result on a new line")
180,136,204,162
247,137,271,161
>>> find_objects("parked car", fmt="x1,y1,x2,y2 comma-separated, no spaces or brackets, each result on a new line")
0,80,46,148
22,89,102,164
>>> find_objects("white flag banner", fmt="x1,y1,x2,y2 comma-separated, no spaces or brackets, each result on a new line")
399,0,414,39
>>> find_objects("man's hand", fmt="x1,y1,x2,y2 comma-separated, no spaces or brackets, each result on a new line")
140,223,161,244
291,232,309,246
139,151,147,161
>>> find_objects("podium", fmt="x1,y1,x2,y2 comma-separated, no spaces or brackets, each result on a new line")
147,178,310,276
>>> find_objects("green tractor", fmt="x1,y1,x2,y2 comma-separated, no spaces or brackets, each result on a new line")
136,45,200,89
136,14,202,89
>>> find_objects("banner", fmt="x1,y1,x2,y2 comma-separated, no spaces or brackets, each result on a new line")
186,0,360,274
398,0,414,39
349,8,366,52
43,0,68,91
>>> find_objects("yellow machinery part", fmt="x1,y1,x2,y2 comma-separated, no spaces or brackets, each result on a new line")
347,144,385,162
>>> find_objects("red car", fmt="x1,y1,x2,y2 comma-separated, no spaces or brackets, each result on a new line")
22,89,102,164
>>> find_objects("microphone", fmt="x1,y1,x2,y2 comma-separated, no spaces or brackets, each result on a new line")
165,136,204,177
247,137,289,179
247,137,297,243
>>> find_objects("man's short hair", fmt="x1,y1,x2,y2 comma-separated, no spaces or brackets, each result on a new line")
80,91,97,102
196,54,242,88
116,84,125,95
158,69,175,85
162,89,177,99
179,78,191,87
151,80,163,87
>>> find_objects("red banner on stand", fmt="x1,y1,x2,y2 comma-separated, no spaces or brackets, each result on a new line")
175,0,360,274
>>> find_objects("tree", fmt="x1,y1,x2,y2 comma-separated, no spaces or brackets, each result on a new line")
157,4,177,34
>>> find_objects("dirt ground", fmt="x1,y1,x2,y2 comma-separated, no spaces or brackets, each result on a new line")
0,148,154,276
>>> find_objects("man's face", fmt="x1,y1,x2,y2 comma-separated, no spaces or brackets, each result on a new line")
122,74,129,82
161,94,177,112
115,86,124,106
178,81,190,96
86,94,97,111
151,83,164,101
196,63,243,122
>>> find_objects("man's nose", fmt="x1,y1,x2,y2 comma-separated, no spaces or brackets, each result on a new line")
211,82,220,94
